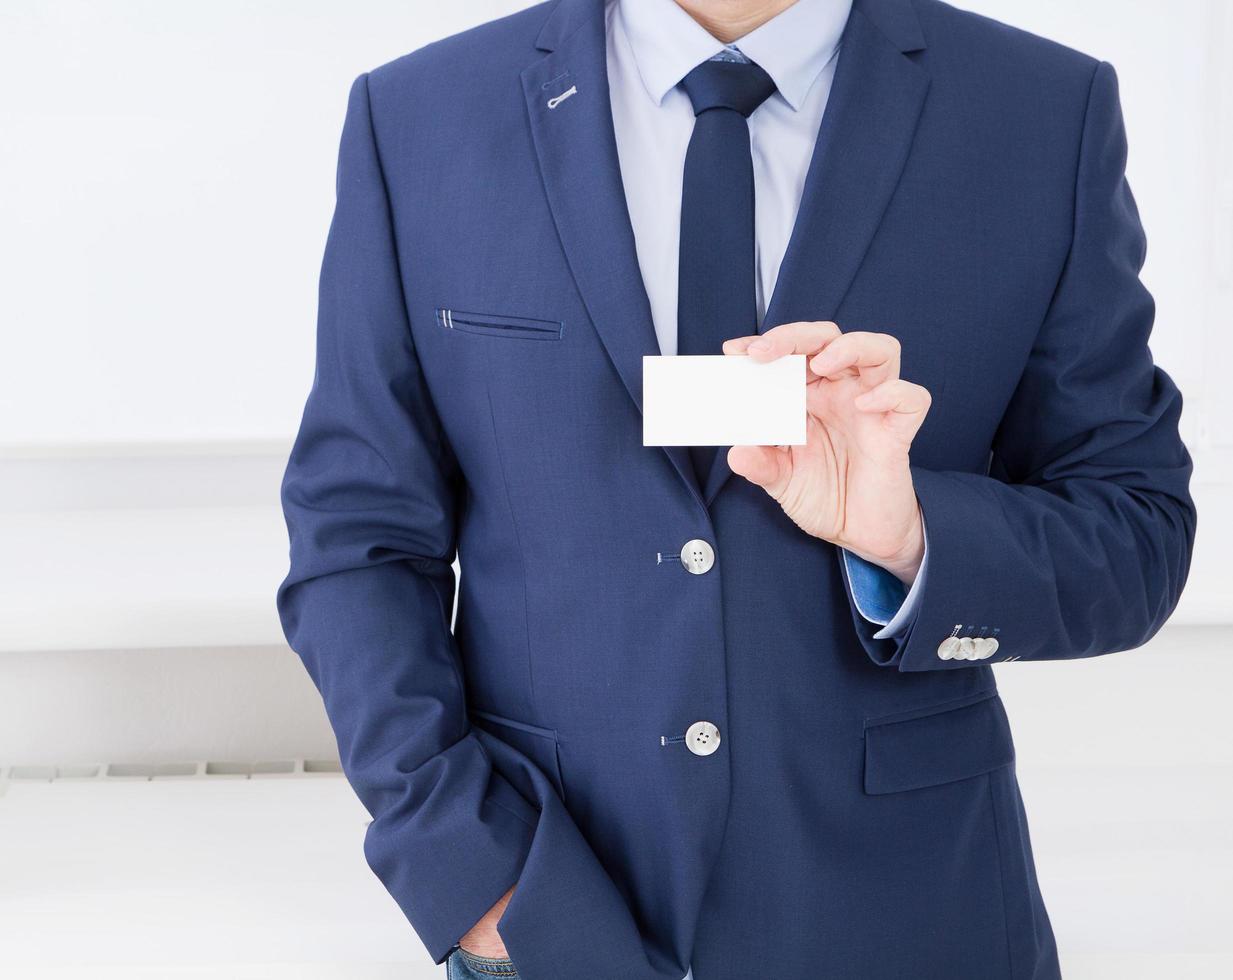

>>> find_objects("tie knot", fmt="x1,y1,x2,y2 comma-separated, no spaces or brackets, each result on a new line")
679,58,777,118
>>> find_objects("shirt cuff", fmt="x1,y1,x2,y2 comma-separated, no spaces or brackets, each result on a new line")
841,523,929,640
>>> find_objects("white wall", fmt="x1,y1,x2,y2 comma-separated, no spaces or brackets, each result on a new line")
0,0,522,446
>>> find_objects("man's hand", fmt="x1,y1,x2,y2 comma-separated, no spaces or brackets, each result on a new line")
723,321,930,585
458,885,515,959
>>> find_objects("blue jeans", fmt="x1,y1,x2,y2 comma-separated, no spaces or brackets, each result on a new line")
446,948,694,979
446,947,519,979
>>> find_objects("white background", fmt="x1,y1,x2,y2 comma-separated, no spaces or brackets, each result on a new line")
0,2,1230,977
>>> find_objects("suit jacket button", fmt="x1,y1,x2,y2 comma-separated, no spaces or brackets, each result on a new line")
685,721,721,756
937,636,960,660
680,539,715,575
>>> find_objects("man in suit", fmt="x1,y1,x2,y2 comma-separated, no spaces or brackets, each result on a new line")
276,0,1196,977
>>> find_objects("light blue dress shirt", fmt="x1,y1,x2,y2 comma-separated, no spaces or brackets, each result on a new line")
606,0,926,641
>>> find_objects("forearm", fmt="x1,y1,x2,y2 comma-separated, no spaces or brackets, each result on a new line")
879,463,1193,670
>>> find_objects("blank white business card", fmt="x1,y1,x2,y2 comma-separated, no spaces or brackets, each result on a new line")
643,355,807,446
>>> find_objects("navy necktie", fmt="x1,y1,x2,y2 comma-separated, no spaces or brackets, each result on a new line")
677,58,777,485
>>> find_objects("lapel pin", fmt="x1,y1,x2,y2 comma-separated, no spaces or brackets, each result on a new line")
547,85,578,109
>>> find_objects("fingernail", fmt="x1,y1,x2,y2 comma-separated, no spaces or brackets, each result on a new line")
749,338,771,352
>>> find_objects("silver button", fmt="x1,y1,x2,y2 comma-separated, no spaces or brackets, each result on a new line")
680,539,715,575
685,721,721,756
937,636,960,660
979,637,999,659
957,637,977,660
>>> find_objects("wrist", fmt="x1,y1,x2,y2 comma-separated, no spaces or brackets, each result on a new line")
458,884,514,958
853,501,924,586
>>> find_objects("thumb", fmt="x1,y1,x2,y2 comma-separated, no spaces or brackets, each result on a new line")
728,445,792,498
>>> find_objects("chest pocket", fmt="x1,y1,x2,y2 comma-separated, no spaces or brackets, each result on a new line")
437,307,563,341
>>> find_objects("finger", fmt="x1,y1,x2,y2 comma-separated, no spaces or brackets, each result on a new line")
808,332,900,386
731,321,841,363
852,379,932,439
727,444,792,497
853,378,930,414
722,335,761,355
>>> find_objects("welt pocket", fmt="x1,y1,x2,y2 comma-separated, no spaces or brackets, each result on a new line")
863,690,1014,795
471,708,558,742
437,307,563,341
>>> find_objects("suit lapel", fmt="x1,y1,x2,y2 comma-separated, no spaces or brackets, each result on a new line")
521,0,703,506
702,1,931,504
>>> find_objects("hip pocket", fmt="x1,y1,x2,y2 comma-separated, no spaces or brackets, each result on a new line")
469,708,567,805
450,947,519,977
863,690,1014,795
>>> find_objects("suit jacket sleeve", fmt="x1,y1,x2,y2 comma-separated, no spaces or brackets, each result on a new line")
843,61,1196,672
277,74,538,962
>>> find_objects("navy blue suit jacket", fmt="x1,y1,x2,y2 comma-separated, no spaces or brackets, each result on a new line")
277,1,1196,977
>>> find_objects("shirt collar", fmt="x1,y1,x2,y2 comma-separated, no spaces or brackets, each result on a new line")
616,0,853,111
